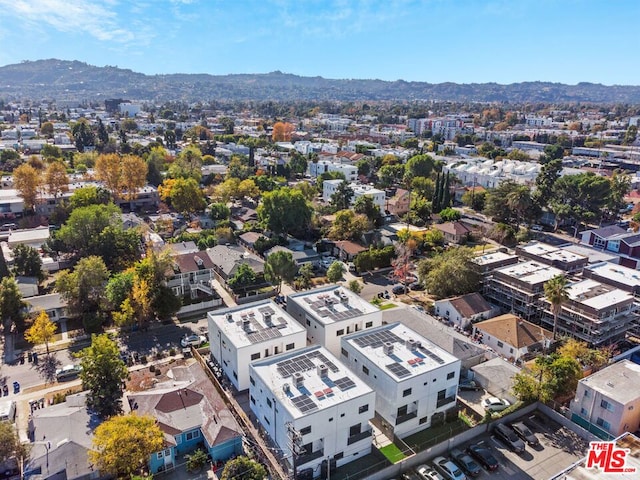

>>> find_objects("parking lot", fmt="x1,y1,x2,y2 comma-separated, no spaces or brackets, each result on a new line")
408,412,588,480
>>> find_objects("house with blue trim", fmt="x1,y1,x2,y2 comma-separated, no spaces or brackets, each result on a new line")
126,361,243,474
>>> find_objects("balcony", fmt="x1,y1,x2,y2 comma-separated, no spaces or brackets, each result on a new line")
297,448,324,466
436,396,456,408
395,411,418,425
347,429,372,445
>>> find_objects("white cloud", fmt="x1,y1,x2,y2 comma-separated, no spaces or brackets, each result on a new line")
0,0,138,43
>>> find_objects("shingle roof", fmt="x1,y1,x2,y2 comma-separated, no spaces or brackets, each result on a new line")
448,293,492,318
474,314,553,349
173,252,215,273
434,221,471,236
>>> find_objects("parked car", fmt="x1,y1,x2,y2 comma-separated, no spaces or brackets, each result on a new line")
510,421,540,447
409,281,425,291
458,379,481,391
415,464,444,480
392,285,407,295
55,364,82,382
449,449,481,477
432,456,467,480
481,397,511,412
467,442,499,471
493,423,526,453
181,334,207,348
401,471,422,480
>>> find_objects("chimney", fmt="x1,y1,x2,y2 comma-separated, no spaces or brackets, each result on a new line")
317,363,329,378
383,342,394,355
406,338,417,351
293,372,304,389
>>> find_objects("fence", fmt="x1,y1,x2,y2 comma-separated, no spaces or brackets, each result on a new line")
176,298,223,317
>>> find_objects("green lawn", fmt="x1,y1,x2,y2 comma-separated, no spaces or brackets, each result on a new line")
370,301,397,310
379,443,406,463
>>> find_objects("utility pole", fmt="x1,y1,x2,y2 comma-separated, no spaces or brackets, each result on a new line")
286,422,305,480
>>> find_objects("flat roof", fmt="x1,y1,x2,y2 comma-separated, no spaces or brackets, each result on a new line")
288,285,379,325
561,244,619,264
343,323,458,380
209,300,305,348
585,262,640,288
251,345,374,419
580,360,640,405
496,261,564,285
567,279,633,310
473,251,518,266
519,241,587,264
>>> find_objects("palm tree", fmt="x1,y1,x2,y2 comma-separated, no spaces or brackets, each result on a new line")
506,185,533,228
544,275,569,340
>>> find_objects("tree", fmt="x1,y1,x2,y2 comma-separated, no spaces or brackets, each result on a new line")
220,456,267,480
169,145,202,181
417,247,480,299
264,250,297,293
438,207,461,222
0,422,30,477
330,181,354,211
544,144,564,161
72,118,95,152
289,152,308,177
607,170,632,214
12,243,43,279
544,274,569,340
348,279,363,294
68,186,111,210
0,277,25,330
404,154,435,182
258,188,312,236
461,189,486,211
326,261,345,283
89,414,164,477
95,154,122,194
209,202,231,223
79,333,130,419
272,121,294,142
506,184,534,227
24,310,57,355
41,143,62,159
354,195,382,227
328,210,370,241
533,159,562,207
557,338,611,372
56,256,109,328
56,203,122,258
483,180,526,226
13,163,41,212
120,154,148,200
186,449,209,472
40,121,54,138
44,160,69,198
167,177,206,214
227,263,257,290
146,146,166,186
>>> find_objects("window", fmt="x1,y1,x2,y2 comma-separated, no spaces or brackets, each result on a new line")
365,321,373,328
593,237,606,249
306,319,311,326
580,407,588,416
341,347,349,358
437,389,446,401
185,430,200,441
403,388,412,397
300,426,311,436
349,424,361,436
358,404,369,414
419,416,428,425
446,372,455,380
596,417,611,431
336,329,345,336
334,452,344,460
250,376,255,386
362,365,369,375
250,395,255,405
497,341,504,348
251,352,260,361
267,398,272,408
263,416,270,425
584,390,591,398
233,371,237,379
286,343,295,351
341,413,345,417
601,399,614,412
397,405,408,417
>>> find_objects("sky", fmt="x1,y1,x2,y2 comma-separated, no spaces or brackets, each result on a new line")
0,0,639,85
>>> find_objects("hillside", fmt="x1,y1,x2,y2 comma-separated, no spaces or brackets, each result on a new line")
1,59,640,104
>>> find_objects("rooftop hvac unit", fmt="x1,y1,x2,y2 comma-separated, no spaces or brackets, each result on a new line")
242,319,251,331
406,338,418,351
334,289,341,297
317,363,329,378
226,313,233,322
293,372,304,388
283,383,290,394
263,312,272,325
383,341,394,355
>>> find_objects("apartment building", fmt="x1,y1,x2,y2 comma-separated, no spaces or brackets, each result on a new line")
570,360,640,439
540,279,636,346
340,323,460,438
249,345,375,478
308,161,358,182
322,180,385,212
483,261,564,321
515,241,588,273
208,300,307,391
286,285,382,357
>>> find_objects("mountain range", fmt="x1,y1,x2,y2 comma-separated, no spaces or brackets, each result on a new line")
1,59,640,104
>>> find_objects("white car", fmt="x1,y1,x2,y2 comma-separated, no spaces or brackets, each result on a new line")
482,397,511,412
181,334,207,348
415,464,444,480
432,456,467,480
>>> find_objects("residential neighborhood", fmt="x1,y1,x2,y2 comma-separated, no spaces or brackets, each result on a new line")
2,89,640,480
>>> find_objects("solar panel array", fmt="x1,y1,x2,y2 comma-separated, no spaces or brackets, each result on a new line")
276,350,339,377
419,346,446,365
334,376,356,391
386,362,411,379
246,327,282,343
291,395,317,413
304,293,363,322
353,330,402,349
